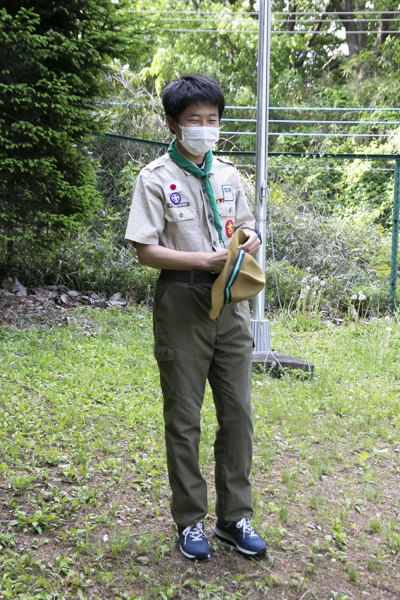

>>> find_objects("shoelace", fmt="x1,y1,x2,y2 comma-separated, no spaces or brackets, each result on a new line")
236,517,257,538
182,521,207,544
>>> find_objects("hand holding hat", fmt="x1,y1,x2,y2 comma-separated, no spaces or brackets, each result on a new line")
209,229,266,320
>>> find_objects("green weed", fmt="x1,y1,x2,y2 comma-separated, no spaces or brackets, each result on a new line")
347,565,357,583
369,517,382,533
10,474,35,494
278,506,289,523
367,553,383,572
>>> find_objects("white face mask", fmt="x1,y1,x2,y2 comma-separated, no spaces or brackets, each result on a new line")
176,124,220,155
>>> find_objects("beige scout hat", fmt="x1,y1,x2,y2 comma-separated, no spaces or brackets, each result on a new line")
209,229,266,320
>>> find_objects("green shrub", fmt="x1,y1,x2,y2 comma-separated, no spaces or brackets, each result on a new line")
2,216,157,299
264,188,392,313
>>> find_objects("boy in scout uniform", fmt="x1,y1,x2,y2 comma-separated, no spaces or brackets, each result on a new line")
125,74,266,560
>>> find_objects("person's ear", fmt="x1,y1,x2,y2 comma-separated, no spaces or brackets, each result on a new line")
166,115,177,133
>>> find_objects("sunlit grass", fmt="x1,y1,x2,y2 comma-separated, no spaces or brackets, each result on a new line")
1,308,400,599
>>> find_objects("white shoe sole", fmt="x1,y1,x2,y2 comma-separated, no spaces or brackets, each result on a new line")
212,524,266,556
179,542,210,560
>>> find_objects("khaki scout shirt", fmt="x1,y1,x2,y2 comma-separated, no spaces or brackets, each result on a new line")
125,152,255,252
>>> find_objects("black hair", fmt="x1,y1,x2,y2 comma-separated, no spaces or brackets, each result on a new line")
162,74,225,127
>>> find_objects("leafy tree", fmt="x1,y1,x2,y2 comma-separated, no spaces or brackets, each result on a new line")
127,0,400,153
0,0,143,254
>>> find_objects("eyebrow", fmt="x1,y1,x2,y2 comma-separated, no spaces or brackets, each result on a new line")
187,112,218,118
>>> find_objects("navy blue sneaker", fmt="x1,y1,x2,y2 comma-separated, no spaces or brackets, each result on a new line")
178,520,210,560
212,517,267,556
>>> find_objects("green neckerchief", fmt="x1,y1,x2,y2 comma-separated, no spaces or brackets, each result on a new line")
168,138,225,247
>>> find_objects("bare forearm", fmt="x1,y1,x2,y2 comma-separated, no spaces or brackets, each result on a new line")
134,243,228,272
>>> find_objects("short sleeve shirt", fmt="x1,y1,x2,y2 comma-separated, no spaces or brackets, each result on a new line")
125,152,255,252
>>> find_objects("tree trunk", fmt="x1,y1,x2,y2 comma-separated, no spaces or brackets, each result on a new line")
331,0,369,77
295,2,333,69
373,12,392,49
331,0,367,57
283,2,297,32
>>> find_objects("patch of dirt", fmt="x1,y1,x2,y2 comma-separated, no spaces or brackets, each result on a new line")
0,276,137,328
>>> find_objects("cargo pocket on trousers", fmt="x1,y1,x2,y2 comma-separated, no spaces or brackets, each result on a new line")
154,343,174,362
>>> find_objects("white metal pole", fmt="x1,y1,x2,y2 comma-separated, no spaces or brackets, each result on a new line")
251,0,272,353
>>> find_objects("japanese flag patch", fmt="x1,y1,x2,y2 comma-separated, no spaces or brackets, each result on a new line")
221,184,234,201
163,181,182,195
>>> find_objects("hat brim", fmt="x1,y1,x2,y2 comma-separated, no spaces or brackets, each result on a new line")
209,229,265,320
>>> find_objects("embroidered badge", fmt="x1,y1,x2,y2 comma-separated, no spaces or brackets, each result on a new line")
163,181,182,194
226,220,234,238
222,185,234,201
170,192,182,205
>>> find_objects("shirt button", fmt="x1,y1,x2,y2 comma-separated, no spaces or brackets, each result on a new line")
179,212,184,218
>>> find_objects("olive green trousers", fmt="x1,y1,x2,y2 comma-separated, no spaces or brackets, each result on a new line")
153,276,254,528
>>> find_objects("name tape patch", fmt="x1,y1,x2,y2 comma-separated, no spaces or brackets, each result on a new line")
167,202,190,208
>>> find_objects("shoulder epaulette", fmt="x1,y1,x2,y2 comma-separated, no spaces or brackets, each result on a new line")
215,156,235,167
140,153,170,178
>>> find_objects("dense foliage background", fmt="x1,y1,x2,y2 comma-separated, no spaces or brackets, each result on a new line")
0,0,144,248
1,0,400,312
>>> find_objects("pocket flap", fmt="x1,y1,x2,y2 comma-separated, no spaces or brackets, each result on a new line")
154,344,174,361
217,203,236,218
165,206,195,222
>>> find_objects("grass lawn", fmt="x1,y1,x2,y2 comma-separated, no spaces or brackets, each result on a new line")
1,306,400,600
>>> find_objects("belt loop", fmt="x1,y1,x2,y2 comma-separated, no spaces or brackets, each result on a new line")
189,271,195,289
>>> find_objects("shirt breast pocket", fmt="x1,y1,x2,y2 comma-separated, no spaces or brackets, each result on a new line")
217,203,236,218
165,206,195,223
